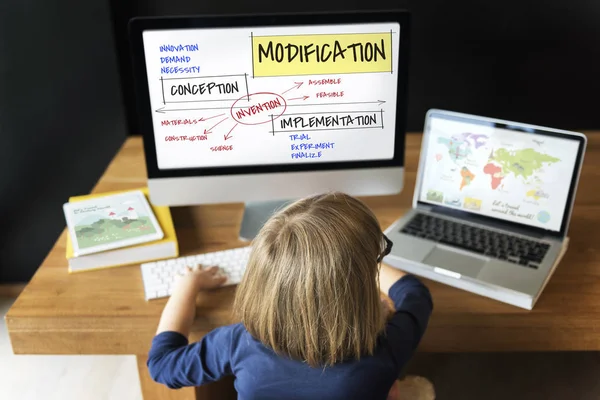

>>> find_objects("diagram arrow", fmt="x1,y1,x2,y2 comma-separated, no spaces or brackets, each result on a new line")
224,123,238,141
157,106,235,113
288,95,310,101
281,82,303,95
203,117,228,134
199,113,225,121
286,100,386,107
155,100,386,113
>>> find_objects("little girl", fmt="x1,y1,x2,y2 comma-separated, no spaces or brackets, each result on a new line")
147,192,434,399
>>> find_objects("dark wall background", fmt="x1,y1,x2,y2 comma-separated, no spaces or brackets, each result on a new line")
1,0,599,283
0,1,127,282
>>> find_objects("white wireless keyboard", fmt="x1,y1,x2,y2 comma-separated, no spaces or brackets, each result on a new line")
140,246,251,301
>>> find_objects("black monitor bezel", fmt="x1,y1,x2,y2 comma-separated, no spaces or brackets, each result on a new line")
128,10,410,178
416,110,587,239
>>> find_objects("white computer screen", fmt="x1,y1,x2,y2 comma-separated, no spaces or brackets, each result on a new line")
141,22,401,169
418,114,581,232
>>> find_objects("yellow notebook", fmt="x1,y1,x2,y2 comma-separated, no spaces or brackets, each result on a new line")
66,187,178,273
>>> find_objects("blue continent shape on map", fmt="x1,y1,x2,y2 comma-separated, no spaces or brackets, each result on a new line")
437,136,471,162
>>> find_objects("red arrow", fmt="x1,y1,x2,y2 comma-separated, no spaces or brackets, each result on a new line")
199,113,225,122
288,95,310,101
204,117,228,134
224,123,238,141
281,82,303,95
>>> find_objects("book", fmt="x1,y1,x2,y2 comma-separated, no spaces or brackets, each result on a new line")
65,188,179,273
63,189,163,256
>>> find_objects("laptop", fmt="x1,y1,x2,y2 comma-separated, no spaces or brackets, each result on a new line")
382,109,587,309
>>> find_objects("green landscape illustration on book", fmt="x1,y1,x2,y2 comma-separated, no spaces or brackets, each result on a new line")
73,199,157,249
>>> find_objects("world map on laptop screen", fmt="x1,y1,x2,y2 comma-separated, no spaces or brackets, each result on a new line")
418,113,581,232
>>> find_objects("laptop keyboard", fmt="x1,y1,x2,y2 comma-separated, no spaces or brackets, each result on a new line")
400,213,549,269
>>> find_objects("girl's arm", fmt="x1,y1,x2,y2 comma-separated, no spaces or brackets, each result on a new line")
156,266,227,336
148,266,230,389
379,264,433,370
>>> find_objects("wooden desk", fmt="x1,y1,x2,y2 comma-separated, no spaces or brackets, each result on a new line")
6,134,600,399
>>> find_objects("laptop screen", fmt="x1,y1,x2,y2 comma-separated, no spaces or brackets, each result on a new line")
418,112,583,233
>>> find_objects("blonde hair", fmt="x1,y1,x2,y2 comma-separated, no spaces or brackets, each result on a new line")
233,192,387,367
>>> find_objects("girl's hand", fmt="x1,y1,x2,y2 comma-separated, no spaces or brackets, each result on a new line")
174,265,228,292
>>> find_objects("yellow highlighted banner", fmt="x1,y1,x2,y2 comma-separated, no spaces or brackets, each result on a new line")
252,33,392,77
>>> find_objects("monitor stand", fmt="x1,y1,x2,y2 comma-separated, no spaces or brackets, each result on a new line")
239,199,294,241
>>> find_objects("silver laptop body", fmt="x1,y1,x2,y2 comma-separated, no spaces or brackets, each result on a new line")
383,109,587,309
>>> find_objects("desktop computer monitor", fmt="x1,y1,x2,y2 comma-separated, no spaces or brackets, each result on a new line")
129,10,410,238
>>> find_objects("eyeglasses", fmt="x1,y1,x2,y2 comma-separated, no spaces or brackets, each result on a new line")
377,235,393,263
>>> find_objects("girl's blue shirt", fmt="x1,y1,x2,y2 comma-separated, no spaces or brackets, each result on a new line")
148,274,433,400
